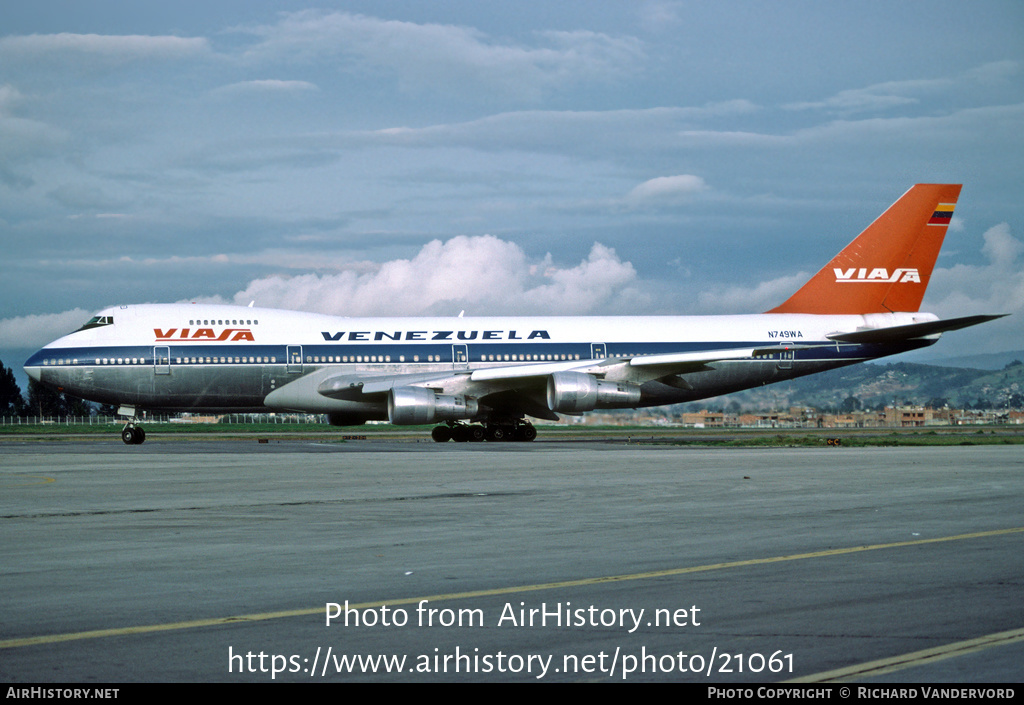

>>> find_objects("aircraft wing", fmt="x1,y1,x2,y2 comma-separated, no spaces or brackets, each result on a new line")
314,343,803,398
826,314,1007,344
466,345,815,386
267,342,823,419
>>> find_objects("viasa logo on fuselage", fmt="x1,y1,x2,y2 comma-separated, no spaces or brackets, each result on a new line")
833,268,921,284
154,328,255,342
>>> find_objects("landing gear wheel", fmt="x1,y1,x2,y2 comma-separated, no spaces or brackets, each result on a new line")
121,426,145,445
431,425,452,443
516,424,537,442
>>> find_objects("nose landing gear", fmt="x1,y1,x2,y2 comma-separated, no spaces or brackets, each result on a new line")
118,406,146,445
121,424,146,445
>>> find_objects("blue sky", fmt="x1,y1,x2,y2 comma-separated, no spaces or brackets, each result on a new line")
1,1,1022,375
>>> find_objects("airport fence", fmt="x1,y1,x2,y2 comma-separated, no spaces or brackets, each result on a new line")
0,414,330,426
0,416,139,426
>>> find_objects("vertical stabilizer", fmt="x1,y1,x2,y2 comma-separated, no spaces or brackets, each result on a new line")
768,184,961,314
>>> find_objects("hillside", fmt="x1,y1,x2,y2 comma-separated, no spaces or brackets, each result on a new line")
686,359,1024,412
923,349,1024,370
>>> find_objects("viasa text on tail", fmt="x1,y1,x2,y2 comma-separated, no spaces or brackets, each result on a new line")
25,184,1006,444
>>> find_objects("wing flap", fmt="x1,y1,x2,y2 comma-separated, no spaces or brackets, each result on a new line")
469,358,606,382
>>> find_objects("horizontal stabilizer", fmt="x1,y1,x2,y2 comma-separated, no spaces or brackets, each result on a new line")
826,314,1007,344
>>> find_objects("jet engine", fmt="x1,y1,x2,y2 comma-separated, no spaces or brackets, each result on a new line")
546,371,641,413
387,386,479,425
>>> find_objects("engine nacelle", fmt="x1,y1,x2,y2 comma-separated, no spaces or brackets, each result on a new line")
546,372,641,413
387,386,479,425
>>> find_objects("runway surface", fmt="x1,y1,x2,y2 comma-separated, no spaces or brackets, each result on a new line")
1,439,1022,682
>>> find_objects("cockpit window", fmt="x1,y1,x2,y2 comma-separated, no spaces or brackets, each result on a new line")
76,315,114,332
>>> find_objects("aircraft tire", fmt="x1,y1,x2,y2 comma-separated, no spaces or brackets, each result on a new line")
431,425,452,443
468,425,486,442
122,427,145,445
517,424,537,442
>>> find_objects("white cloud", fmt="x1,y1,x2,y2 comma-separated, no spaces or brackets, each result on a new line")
787,90,919,114
785,80,933,114
676,103,1024,153
922,223,1024,354
0,33,209,63
0,84,24,113
981,222,1024,265
0,105,68,186
0,309,91,349
518,243,643,313
929,223,1024,317
694,272,811,315
231,235,645,316
236,10,643,100
0,113,67,158
211,79,319,96
365,103,757,148
785,61,1021,114
627,174,708,205
637,1,684,34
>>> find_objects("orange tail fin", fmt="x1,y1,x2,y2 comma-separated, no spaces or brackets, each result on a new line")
768,184,961,314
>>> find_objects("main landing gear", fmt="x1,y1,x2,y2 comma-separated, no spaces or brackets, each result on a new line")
431,421,537,443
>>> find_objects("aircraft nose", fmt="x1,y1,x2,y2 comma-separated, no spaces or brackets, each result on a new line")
24,351,44,382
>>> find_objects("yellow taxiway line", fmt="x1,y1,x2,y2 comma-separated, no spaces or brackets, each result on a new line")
787,626,1024,682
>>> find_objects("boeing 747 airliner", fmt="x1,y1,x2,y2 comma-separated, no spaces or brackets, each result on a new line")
25,184,1004,443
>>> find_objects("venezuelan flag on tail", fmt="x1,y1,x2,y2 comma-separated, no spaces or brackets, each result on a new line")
928,202,956,225
768,184,961,315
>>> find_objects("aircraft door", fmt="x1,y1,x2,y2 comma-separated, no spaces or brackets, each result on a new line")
153,346,170,375
452,344,469,369
778,348,795,370
590,343,607,360
287,345,303,373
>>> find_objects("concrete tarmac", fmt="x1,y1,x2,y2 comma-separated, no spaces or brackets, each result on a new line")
1,439,1022,683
